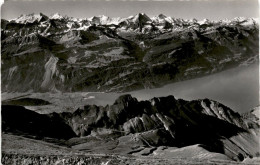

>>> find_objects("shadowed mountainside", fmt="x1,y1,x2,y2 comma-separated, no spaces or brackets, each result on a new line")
2,97,51,106
2,105,76,140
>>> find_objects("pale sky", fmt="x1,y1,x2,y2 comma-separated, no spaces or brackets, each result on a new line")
1,0,259,21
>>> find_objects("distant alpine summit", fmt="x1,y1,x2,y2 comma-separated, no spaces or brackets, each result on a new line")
1,13,259,92
7,13,259,32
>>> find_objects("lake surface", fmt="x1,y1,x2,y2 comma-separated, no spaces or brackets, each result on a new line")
129,64,259,113
71,64,259,113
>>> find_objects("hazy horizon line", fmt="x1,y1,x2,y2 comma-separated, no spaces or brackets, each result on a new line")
3,12,259,22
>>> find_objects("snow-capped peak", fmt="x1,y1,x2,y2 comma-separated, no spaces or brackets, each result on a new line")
127,15,134,19
87,15,109,25
233,17,247,22
158,14,167,19
252,18,259,24
50,13,64,20
98,15,110,24
109,17,122,25
198,18,210,25
230,17,258,26
86,15,122,25
151,14,167,23
131,13,151,23
220,18,231,24
13,13,48,24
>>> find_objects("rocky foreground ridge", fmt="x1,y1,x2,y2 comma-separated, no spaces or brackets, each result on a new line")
1,13,259,92
2,95,259,164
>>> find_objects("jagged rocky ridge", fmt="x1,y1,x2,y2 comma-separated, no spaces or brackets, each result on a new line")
1,13,259,92
2,95,259,161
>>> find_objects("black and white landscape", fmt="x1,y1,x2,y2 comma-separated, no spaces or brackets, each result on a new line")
1,1,260,164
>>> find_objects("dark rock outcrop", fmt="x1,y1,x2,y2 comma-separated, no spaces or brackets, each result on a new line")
1,105,76,139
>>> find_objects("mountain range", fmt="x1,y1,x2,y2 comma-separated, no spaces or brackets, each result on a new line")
1,13,259,92
2,94,260,163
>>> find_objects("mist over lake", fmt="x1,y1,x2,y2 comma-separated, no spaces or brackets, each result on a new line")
129,64,259,113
